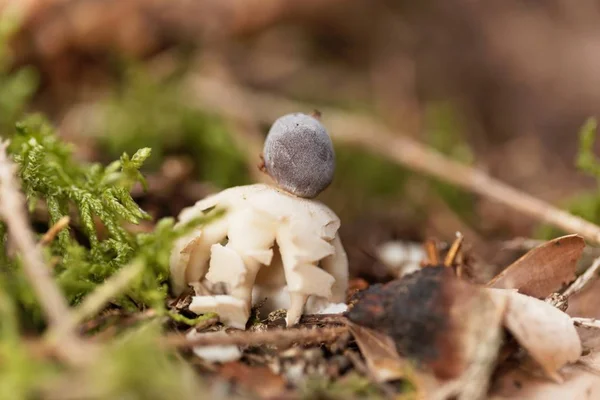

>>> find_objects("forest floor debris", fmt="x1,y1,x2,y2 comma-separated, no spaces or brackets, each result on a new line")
5,124,600,398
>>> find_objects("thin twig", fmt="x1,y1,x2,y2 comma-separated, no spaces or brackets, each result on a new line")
344,349,370,376
71,74,600,244
39,216,70,246
0,141,87,364
188,76,600,245
78,309,123,333
423,239,440,266
71,260,144,326
79,309,159,335
501,237,547,251
572,317,600,329
502,237,600,261
444,232,464,268
193,316,220,331
545,293,569,312
563,256,600,298
299,313,348,325
162,326,347,348
344,350,397,399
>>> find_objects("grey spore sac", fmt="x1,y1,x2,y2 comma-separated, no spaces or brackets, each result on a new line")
263,112,335,198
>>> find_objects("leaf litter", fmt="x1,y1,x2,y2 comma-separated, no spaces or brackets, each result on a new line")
156,228,600,400
6,119,600,399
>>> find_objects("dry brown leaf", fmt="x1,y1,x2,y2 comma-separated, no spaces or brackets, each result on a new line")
579,348,600,373
400,289,507,400
490,363,600,399
568,278,600,319
217,362,287,399
347,323,406,382
576,326,600,355
438,287,506,400
347,267,505,400
487,234,584,298
488,235,584,297
489,289,582,381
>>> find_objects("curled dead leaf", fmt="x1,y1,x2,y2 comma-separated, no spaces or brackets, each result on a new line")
567,277,600,319
490,363,600,400
488,234,584,298
347,323,406,382
346,267,505,400
488,288,582,382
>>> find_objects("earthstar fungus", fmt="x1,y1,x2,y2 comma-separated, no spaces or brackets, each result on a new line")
169,113,348,329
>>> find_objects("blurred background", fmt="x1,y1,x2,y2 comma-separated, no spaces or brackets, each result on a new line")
3,0,600,281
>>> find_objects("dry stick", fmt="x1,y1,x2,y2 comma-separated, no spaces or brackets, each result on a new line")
338,125,600,245
344,350,398,399
444,232,464,268
423,239,440,265
70,260,144,327
79,309,123,333
0,141,86,364
162,326,347,349
39,216,70,246
572,317,600,329
299,313,347,325
80,309,159,335
563,256,600,298
501,237,547,251
193,316,219,331
503,237,600,258
189,76,600,245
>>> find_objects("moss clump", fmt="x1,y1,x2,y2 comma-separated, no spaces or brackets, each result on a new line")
10,115,151,251
0,280,55,400
100,63,250,189
85,322,206,400
0,109,227,398
1,116,222,328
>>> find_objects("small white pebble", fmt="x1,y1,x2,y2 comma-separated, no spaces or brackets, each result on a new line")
186,330,242,363
377,241,425,276
314,302,348,314
285,363,307,385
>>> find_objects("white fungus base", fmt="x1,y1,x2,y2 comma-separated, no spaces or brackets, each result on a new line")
170,184,349,329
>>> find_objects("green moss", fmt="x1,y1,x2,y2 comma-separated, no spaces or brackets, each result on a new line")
2,116,223,328
334,144,410,198
0,9,38,135
323,144,411,218
300,373,386,400
166,311,218,327
323,103,475,225
0,112,220,398
538,118,600,238
87,322,206,400
10,115,151,250
424,103,476,222
100,63,250,188
575,118,600,177
0,278,55,400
